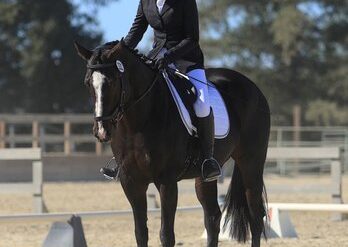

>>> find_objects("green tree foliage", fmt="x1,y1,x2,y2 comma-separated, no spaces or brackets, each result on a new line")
306,99,347,125
0,0,115,113
199,0,347,125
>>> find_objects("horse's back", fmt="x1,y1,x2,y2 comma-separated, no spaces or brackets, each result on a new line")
206,68,271,158
207,68,268,107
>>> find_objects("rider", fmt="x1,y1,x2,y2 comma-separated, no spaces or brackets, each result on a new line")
103,0,221,182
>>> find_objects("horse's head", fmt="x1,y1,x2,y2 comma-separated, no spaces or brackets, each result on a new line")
74,40,129,142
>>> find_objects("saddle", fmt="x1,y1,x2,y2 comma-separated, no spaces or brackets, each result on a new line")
163,69,230,139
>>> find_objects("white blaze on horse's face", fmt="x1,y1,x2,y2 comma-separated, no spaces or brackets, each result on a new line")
92,71,108,139
92,71,105,117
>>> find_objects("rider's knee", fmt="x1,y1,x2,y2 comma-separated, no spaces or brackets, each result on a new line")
194,99,210,118
188,69,211,118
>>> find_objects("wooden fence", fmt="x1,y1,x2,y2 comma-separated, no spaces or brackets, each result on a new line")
0,114,347,167
0,114,106,155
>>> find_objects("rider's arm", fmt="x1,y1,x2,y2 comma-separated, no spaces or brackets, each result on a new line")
165,0,199,62
124,1,149,49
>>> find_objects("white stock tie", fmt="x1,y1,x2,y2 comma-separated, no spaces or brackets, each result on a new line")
157,0,166,14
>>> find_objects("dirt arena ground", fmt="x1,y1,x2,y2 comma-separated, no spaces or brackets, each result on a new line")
0,175,347,247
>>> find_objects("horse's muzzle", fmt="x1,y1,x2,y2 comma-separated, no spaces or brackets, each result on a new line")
93,121,112,143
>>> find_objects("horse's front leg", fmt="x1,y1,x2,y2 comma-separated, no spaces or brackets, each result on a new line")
120,176,149,247
157,182,178,247
195,177,221,247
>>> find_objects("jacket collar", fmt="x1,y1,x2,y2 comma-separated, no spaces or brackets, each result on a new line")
159,0,173,16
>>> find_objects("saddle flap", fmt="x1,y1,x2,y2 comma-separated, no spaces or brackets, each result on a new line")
167,71,197,123
163,71,230,139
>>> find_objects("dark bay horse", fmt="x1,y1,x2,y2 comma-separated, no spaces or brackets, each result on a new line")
74,40,270,247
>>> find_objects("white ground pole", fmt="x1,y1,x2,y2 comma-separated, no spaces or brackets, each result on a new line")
267,203,348,238
201,203,348,240
0,148,44,213
0,203,347,238
202,147,345,240
267,147,344,220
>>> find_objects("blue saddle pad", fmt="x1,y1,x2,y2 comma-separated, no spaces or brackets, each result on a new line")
163,71,230,139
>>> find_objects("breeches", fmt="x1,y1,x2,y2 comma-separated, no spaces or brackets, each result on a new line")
158,48,211,118
187,69,211,118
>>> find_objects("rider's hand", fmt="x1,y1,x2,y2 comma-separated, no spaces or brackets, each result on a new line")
155,56,169,70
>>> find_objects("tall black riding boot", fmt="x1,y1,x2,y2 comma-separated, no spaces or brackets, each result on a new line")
197,109,222,182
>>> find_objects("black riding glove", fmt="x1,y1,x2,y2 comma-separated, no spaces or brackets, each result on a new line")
155,56,170,70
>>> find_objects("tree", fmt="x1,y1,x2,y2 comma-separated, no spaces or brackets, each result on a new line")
199,0,347,126
0,0,116,113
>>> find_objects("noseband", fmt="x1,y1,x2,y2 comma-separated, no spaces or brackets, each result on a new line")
87,60,159,125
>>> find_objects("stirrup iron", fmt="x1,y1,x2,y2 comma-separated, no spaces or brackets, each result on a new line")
100,157,120,180
201,158,222,182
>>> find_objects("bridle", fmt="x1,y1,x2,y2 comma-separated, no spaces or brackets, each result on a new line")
87,60,159,125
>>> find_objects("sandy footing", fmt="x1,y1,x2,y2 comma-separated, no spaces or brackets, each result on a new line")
0,175,347,247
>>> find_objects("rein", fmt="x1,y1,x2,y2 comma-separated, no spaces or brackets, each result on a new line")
87,61,159,124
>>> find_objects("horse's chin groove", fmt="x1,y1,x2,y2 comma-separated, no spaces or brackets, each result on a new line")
95,137,111,143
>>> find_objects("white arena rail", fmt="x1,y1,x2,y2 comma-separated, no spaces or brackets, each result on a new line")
0,148,44,213
202,203,348,240
205,147,346,240
0,206,202,224
269,203,348,212
267,147,343,206
266,147,344,222
267,203,348,238
267,147,341,160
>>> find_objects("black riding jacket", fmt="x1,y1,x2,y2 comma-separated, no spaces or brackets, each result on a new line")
124,0,204,69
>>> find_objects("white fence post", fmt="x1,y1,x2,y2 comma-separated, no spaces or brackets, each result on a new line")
9,125,15,148
331,160,343,220
32,121,39,148
0,121,5,149
32,161,43,213
0,148,44,213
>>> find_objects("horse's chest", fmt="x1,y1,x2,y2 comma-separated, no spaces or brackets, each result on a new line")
113,133,152,172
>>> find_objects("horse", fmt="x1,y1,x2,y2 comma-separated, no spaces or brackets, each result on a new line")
74,40,270,247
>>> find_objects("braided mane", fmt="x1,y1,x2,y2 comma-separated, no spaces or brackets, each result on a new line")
100,40,149,62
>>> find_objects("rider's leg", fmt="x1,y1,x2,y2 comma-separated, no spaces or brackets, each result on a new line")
187,69,221,182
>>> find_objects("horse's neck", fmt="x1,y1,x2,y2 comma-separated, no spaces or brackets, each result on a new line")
123,59,158,132
130,60,156,98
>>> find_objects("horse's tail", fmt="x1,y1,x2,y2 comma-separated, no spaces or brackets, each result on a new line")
222,164,268,242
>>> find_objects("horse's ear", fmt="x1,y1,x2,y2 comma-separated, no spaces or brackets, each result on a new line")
74,41,92,61
120,38,126,47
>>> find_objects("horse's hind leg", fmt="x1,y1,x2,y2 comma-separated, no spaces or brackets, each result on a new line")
195,177,221,247
157,182,178,247
236,155,267,247
120,177,149,247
